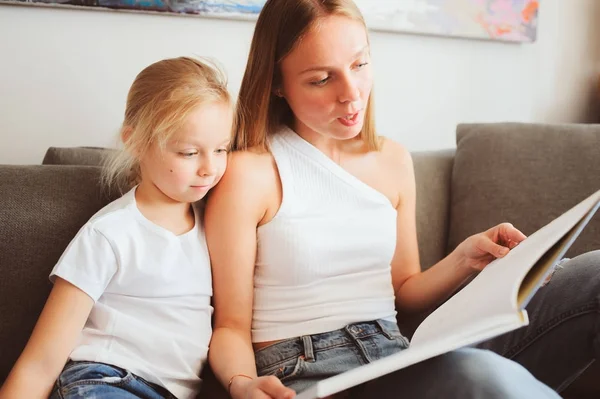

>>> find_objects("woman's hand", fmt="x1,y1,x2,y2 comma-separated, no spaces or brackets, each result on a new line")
455,223,527,272
231,375,296,399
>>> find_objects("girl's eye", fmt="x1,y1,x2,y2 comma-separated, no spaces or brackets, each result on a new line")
355,62,369,69
179,152,197,158
311,76,330,86
216,148,228,154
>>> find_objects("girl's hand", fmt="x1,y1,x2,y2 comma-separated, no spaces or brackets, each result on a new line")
231,375,296,399
455,222,527,272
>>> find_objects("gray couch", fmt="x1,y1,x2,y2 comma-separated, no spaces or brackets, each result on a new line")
1,122,599,398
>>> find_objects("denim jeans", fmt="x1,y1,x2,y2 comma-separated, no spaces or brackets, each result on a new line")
477,250,600,393
50,361,176,399
255,320,560,398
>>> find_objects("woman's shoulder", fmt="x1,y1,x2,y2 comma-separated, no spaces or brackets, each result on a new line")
374,136,416,208
377,136,414,174
209,148,278,204
230,146,274,166
226,147,277,181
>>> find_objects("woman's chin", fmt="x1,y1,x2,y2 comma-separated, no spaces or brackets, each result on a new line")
331,123,363,140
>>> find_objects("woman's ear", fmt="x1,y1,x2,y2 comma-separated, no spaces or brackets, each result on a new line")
273,87,284,98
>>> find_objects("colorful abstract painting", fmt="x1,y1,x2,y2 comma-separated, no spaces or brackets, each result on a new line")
355,0,539,42
1,0,539,42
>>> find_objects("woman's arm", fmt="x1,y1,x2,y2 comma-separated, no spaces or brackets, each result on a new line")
205,151,295,399
0,278,94,398
383,140,526,313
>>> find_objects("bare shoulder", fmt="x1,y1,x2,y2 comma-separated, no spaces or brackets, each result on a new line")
230,148,275,179
215,149,275,191
206,148,278,220
377,136,416,207
378,136,413,172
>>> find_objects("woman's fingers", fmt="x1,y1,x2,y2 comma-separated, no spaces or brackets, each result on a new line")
488,223,527,249
478,235,510,258
501,223,527,243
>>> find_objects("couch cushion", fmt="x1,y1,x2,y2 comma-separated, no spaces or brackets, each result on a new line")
42,146,114,166
447,123,600,257
412,149,455,270
0,165,114,383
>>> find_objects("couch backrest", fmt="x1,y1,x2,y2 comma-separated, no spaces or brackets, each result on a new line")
412,150,455,269
448,123,600,257
0,165,116,382
42,146,112,166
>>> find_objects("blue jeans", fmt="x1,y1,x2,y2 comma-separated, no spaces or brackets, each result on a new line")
50,361,176,399
255,319,560,398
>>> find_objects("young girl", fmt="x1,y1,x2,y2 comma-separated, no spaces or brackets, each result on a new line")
0,57,233,399
204,1,598,398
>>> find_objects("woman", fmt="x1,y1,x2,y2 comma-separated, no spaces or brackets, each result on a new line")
205,0,599,398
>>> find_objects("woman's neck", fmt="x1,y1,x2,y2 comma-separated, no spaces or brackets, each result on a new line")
291,122,365,164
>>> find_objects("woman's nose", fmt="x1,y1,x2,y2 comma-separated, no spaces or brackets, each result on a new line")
338,75,360,104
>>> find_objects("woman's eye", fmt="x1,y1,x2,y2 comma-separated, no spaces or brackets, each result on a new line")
311,76,330,86
216,148,228,154
355,62,369,69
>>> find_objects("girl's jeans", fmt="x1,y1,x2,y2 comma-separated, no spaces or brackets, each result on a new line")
50,361,176,399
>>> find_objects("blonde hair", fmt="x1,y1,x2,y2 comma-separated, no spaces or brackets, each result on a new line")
234,0,379,152
102,56,231,195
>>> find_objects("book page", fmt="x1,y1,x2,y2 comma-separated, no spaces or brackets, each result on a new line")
411,189,600,346
518,201,600,307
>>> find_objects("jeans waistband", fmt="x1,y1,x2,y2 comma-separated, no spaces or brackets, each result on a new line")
254,319,401,370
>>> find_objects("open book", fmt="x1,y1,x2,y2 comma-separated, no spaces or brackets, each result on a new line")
296,189,600,399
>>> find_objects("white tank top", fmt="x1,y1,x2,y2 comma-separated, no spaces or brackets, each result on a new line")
252,127,398,342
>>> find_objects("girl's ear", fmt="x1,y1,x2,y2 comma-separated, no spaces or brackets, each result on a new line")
121,126,133,144
121,126,143,159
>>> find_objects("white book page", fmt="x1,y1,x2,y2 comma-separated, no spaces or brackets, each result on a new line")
412,189,600,346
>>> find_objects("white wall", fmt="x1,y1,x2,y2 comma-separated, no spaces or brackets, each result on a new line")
1,0,599,165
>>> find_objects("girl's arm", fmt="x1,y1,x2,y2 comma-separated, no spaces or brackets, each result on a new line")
0,278,93,398
205,151,295,399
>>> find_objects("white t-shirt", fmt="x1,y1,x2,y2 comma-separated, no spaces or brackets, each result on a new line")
50,187,213,399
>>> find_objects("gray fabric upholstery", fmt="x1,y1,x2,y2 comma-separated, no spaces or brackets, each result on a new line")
448,123,600,257
412,149,455,270
0,165,115,383
43,146,115,166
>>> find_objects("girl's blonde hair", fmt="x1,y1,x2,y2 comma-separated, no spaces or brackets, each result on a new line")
102,56,231,194
234,0,379,152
